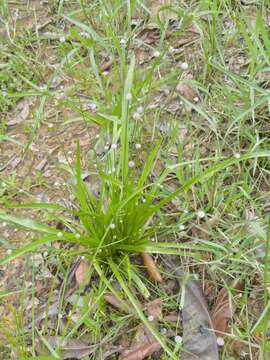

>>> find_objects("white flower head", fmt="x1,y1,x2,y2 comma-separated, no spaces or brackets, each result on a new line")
128,161,135,168
6,249,12,255
59,36,66,43
133,112,140,120
179,224,185,231
180,62,189,70
137,106,144,114
153,50,160,58
111,143,117,149
135,143,141,150
95,134,100,139
126,93,132,101
75,233,80,239
120,38,126,46
193,96,199,103
110,223,116,229
216,337,224,347
57,232,63,238
104,145,109,151
174,335,182,344
234,153,241,159
148,315,154,322
197,210,205,219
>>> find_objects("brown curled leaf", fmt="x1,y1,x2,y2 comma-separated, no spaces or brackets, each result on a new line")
141,253,163,283
121,341,161,360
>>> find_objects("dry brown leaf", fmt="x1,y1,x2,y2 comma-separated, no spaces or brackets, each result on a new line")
145,298,162,321
104,293,131,314
176,83,198,102
211,281,244,336
211,288,232,335
7,98,30,126
141,253,163,283
75,259,90,286
121,341,161,360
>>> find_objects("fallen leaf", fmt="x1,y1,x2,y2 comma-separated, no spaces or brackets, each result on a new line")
210,288,232,335
176,83,199,102
211,280,244,336
104,293,131,314
75,259,90,286
44,336,94,359
141,253,163,283
121,341,161,360
145,298,162,321
7,98,30,126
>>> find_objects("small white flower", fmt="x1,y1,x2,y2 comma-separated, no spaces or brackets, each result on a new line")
151,237,155,242
112,167,116,173
108,170,112,175
174,335,182,344
234,153,241,159
110,223,116,229
59,35,66,43
158,184,164,189
111,143,117,149
133,112,140,120
135,143,141,150
6,249,12,255
148,315,154,322
128,160,135,168
104,145,109,151
180,62,189,70
120,38,126,46
197,210,205,219
95,134,100,139
153,50,160,57
75,233,80,239
39,84,46,90
57,232,63,238
169,46,175,53
54,181,60,187
126,93,132,101
179,224,185,231
216,337,224,347
2,222,7,227
142,198,146,203
48,123,54,128
43,251,48,257
113,235,117,239
160,328,167,335
193,96,199,103
80,31,90,38
81,255,85,259
137,106,144,114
